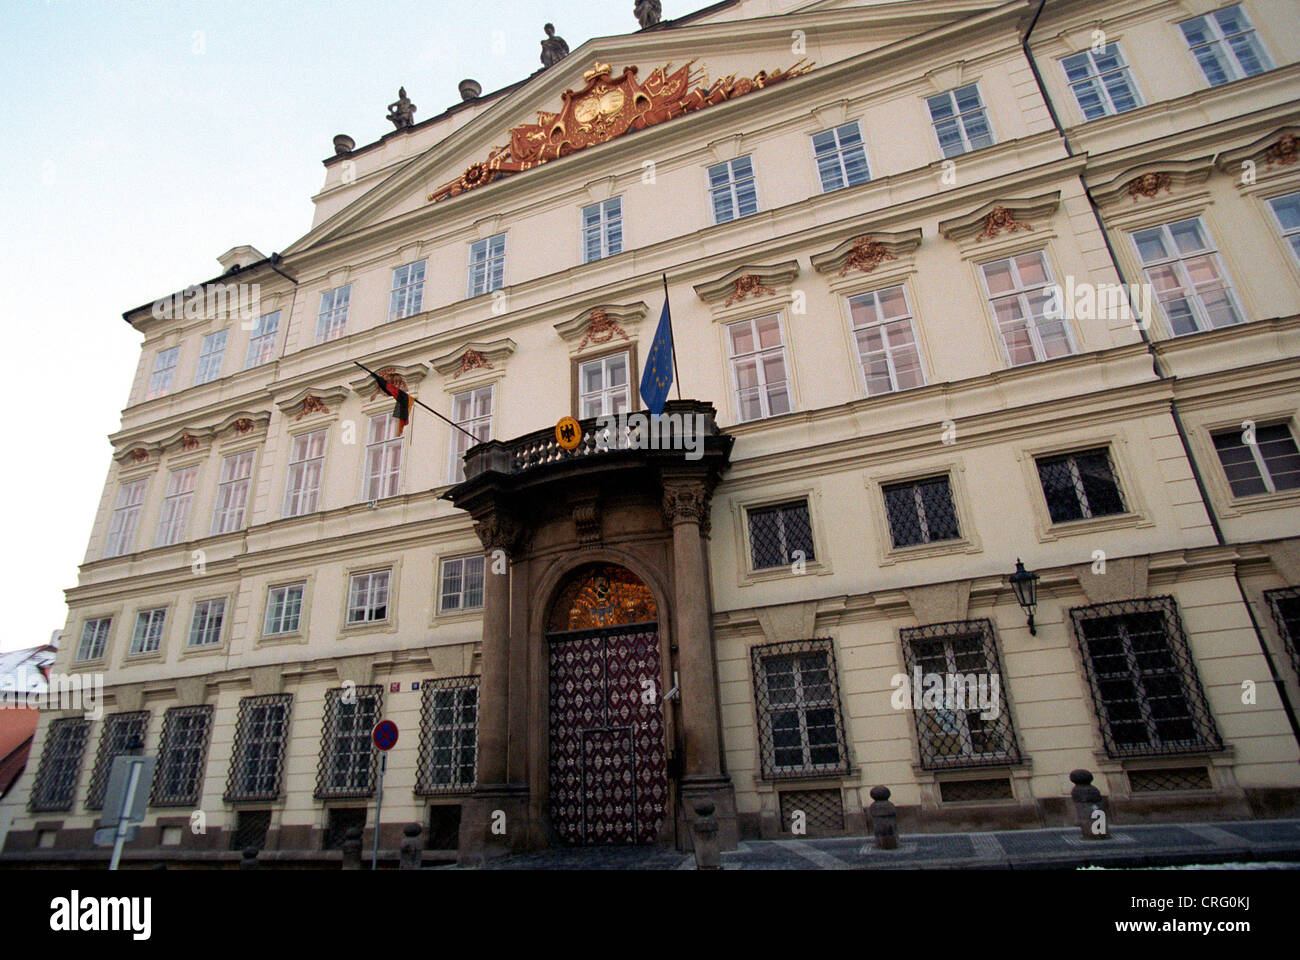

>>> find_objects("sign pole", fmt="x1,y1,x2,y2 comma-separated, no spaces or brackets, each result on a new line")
109,763,142,872
372,752,386,871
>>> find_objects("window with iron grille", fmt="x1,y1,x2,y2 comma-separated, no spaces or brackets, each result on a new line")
28,718,91,812
415,677,479,795
1264,587,1300,681
882,476,960,548
315,686,382,799
75,617,113,662
315,284,351,343
1069,597,1222,759
926,84,994,157
85,711,149,810
750,639,850,780
1035,447,1126,523
439,554,485,612
746,500,815,571
812,122,870,192
324,807,367,849
1179,4,1272,87
225,694,293,803
899,620,1022,770
389,260,426,320
1211,423,1300,497
779,789,845,833
150,705,214,807
229,809,273,851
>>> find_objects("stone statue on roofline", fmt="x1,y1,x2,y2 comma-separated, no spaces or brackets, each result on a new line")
635,0,662,29
540,23,569,68
387,87,416,129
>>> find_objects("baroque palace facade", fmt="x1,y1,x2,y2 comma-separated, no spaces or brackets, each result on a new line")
5,0,1300,864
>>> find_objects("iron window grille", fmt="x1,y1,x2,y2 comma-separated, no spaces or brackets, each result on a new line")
225,694,293,803
747,500,816,570
899,620,1022,770
882,476,960,548
324,807,367,849
315,686,383,799
750,639,850,781
1264,587,1300,681
1070,597,1223,759
150,705,214,807
778,788,845,833
85,711,149,810
28,717,91,812
415,677,479,795
230,809,273,851
1035,447,1126,523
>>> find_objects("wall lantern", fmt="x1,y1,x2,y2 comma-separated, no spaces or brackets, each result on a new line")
1008,558,1040,636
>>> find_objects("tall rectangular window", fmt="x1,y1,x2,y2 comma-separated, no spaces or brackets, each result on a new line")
284,429,327,517
1212,423,1300,496
448,385,493,483
188,598,226,647
315,284,351,343
582,198,623,263
155,465,199,547
362,414,404,501
194,329,227,385
264,583,305,636
416,677,479,794
927,84,994,158
1267,192,1300,267
225,694,293,802
750,639,849,779
347,569,390,624
882,476,960,548
747,500,815,570
439,554,485,612
150,705,214,806
28,718,91,812
1036,447,1127,523
244,311,280,368
708,155,759,224
1132,217,1243,335
104,479,147,558
130,608,167,655
468,234,506,298
1061,44,1142,120
1264,587,1300,681
1180,5,1272,87
85,711,149,809
315,686,382,799
211,449,254,535
812,122,870,192
980,250,1075,365
146,346,180,400
390,260,426,320
76,617,112,662
578,351,630,418
727,314,790,423
848,286,924,395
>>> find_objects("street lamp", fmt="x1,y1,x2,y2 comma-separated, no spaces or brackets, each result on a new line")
1009,558,1040,636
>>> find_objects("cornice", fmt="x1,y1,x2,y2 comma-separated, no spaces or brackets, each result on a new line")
112,410,272,464
429,338,517,378
274,385,351,421
937,191,1062,242
1087,156,1215,209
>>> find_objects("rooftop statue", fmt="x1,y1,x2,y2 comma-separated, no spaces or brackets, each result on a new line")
386,87,416,129
635,0,662,29
540,23,569,68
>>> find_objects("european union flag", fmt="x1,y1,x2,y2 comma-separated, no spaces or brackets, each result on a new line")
640,299,675,416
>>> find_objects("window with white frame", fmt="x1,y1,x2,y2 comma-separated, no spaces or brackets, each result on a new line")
727,314,790,423
1211,422,1300,497
468,234,506,297
708,155,759,223
189,598,226,647
362,414,403,501
390,260,426,320
416,677,479,794
315,285,351,343
847,286,924,395
979,250,1075,365
582,198,623,263
750,639,849,779
284,429,327,517
211,449,254,535
155,465,199,547
264,583,305,636
812,122,870,192
578,352,630,418
104,478,147,558
926,84,994,158
439,554,485,612
1132,217,1244,335
1267,193,1300,267
1035,447,1127,523
244,311,280,368
194,329,227,385
130,608,166,655
146,346,180,400
347,569,390,624
1061,44,1143,119
448,385,493,483
76,617,112,662
1179,4,1272,87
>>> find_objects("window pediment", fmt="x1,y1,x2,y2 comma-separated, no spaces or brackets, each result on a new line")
938,192,1061,244
811,229,922,289
1088,157,1215,210
275,386,350,421
112,411,271,464
346,362,430,398
693,261,801,316
430,339,516,387
554,303,647,356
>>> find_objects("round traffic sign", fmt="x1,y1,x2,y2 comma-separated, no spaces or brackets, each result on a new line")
372,719,399,751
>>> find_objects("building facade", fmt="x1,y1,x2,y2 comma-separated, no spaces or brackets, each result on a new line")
4,0,1300,865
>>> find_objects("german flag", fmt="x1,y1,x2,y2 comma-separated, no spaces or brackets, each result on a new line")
370,372,411,435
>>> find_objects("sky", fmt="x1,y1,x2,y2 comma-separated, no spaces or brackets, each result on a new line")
0,0,698,652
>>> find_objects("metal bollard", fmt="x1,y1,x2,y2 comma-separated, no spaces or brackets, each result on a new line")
1069,769,1109,840
691,801,721,870
341,826,363,870
400,822,423,870
867,786,898,850
239,846,259,870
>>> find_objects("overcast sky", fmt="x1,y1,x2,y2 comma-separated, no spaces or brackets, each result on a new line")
0,0,694,653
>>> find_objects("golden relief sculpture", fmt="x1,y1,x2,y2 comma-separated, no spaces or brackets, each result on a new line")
429,58,813,202
548,563,658,632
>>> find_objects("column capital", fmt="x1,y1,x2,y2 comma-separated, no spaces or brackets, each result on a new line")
474,512,526,555
661,479,710,528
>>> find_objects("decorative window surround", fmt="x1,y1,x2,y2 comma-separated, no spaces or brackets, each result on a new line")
114,411,272,465
938,193,1061,255
1216,128,1300,190
274,386,350,422
257,571,315,645
730,487,834,586
345,362,429,400
1087,158,1215,212
865,463,982,565
1013,432,1153,543
338,559,401,636
553,303,647,357
811,229,922,295
693,261,801,323
1194,410,1300,516
430,339,516,390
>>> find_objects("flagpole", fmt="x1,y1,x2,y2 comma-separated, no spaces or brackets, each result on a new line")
662,273,682,401
352,360,481,443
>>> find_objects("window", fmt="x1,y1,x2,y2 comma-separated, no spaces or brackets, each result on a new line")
194,329,227,385
899,620,1021,769
448,385,493,483
315,686,382,799
812,122,870,192
578,352,630,418
582,198,623,263
85,711,149,809
244,311,280,368
416,677,479,794
927,84,994,158
283,429,327,517
1267,193,1300,267
468,234,506,297
150,705,214,806
727,314,790,422
264,583,305,636
104,479,146,558
347,570,390,624
1133,218,1244,335
225,694,293,802
1061,44,1143,120
1035,447,1127,523
980,251,1075,365
155,465,199,547
130,608,166,655
362,414,404,501
1070,597,1222,758
747,500,815,570
28,718,90,812
848,286,924,395
708,156,758,224
211,449,254,535
390,260,426,320
439,554,485,612
1180,4,1272,87
750,639,849,779
882,476,960,548
1211,422,1300,497
188,598,226,647
315,284,351,343
146,346,180,400
76,617,112,662
1264,587,1300,680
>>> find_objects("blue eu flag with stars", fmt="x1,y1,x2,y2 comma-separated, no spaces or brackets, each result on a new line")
640,299,675,416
